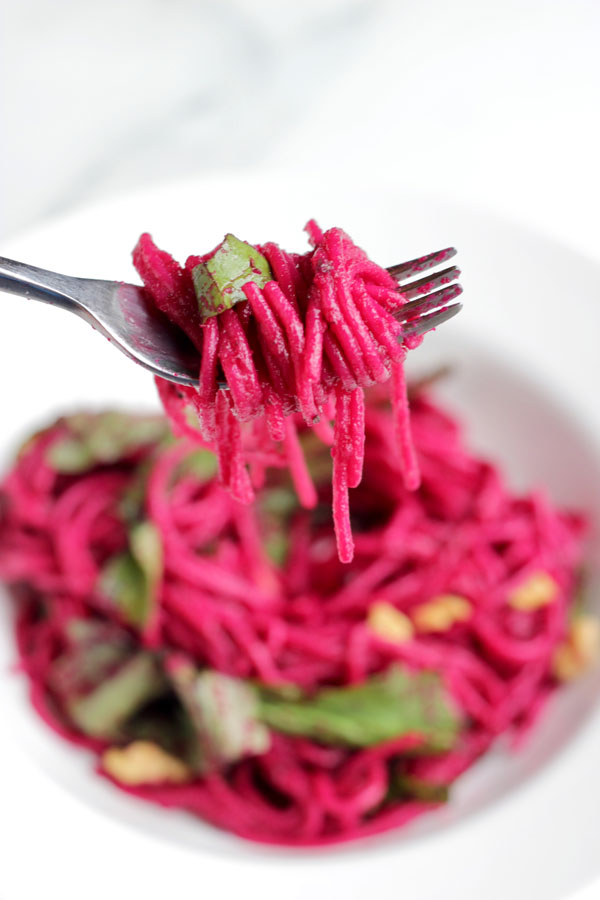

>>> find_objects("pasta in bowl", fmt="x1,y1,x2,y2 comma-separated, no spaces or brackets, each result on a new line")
0,219,595,847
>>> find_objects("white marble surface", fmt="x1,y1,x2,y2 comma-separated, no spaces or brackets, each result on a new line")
0,0,383,237
270,0,600,260
2,0,600,258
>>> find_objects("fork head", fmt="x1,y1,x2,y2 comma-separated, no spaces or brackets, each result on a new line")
389,247,463,340
118,246,462,385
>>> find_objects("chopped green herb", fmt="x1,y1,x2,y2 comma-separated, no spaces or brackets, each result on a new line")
65,618,121,646
122,696,198,763
46,412,168,474
261,487,298,517
50,618,167,739
168,660,271,773
259,487,298,565
176,448,218,481
192,234,272,321
118,460,153,522
67,652,167,739
397,775,449,804
50,620,132,699
130,521,162,598
99,522,163,628
47,437,95,473
568,569,587,622
100,554,146,625
257,665,459,751
299,431,333,483
264,532,290,566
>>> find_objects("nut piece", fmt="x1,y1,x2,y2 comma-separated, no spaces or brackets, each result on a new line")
552,615,600,682
367,602,414,643
102,741,192,786
412,594,472,633
509,572,559,611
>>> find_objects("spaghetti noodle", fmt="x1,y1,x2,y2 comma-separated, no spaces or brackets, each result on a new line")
133,223,423,563
0,390,591,845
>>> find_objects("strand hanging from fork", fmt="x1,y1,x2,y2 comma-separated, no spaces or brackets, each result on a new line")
134,223,464,562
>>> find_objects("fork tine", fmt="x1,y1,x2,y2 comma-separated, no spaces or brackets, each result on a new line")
386,247,457,280
397,266,461,301
402,303,462,339
394,283,463,321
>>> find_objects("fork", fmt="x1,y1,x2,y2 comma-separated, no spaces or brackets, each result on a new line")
0,249,462,386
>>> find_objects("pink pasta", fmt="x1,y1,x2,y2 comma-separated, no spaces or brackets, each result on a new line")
0,391,589,845
133,223,421,563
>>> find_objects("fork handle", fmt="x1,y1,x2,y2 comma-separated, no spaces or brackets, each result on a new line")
0,256,81,312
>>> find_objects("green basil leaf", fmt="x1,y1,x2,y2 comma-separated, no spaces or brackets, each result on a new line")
98,522,163,628
175,449,219,481
192,234,272,321
257,665,460,751
264,533,290,566
99,553,147,626
50,619,167,739
46,437,95,473
396,774,449,803
50,619,133,699
122,696,198,762
118,460,153,522
66,652,167,739
168,659,271,773
130,521,163,599
46,412,168,474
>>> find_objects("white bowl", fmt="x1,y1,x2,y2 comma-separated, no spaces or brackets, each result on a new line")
1,176,600,900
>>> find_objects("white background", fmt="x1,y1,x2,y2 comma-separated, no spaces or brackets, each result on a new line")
2,0,600,257
1,2,600,898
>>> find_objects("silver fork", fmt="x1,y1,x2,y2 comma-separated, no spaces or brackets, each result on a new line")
0,249,462,386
